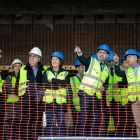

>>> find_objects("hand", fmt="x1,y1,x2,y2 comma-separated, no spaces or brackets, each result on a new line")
48,80,52,83
74,46,82,53
113,53,119,63
98,87,104,91
112,83,118,89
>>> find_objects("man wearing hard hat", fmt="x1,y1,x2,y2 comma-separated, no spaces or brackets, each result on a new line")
114,49,140,137
16,47,47,139
74,44,110,136
5,59,23,139
105,50,136,137
69,59,84,136
0,49,6,139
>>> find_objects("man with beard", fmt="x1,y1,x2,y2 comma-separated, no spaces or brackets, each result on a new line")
74,44,110,136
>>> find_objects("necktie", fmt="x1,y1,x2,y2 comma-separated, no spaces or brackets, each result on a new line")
111,68,114,76
100,62,103,71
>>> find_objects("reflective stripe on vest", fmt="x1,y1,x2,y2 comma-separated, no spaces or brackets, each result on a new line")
7,75,19,103
70,76,81,112
7,95,19,103
44,92,66,98
125,66,140,102
18,65,47,96
128,82,140,86
18,65,28,96
79,58,109,99
83,74,104,84
43,70,68,104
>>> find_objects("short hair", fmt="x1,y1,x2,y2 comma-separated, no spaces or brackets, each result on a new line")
49,58,64,68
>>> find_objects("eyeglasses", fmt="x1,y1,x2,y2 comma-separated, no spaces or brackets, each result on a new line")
98,51,108,54
29,54,39,58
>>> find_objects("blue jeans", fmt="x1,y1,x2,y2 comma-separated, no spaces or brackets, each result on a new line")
46,108,66,137
78,90,101,137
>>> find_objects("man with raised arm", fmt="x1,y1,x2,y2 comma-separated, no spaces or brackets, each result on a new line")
74,44,110,136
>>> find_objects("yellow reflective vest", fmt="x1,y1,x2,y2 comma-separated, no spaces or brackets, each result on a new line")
79,58,109,99
106,72,122,106
42,70,68,104
18,65,47,96
7,75,19,103
125,66,140,102
119,67,129,106
108,116,115,131
70,75,81,112
0,74,5,93
121,88,128,106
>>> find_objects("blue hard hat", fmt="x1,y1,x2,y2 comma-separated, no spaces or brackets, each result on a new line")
124,49,139,58
91,54,97,59
97,44,110,54
75,59,83,67
51,51,64,61
105,50,115,61
120,55,126,63
138,52,140,58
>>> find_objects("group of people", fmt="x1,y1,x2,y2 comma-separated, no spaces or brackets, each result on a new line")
0,45,140,140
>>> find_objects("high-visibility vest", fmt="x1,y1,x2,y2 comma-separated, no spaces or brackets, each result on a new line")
125,66,140,102
119,67,129,106
0,74,5,93
121,88,129,106
7,75,19,103
18,65,47,96
79,58,109,99
106,73,122,106
108,116,115,131
70,76,81,112
43,70,68,104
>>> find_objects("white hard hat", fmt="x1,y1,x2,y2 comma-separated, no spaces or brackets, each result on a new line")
0,49,3,52
29,47,42,57
11,59,24,69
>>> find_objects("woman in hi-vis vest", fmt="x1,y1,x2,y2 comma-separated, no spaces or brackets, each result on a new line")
5,59,23,140
42,51,70,137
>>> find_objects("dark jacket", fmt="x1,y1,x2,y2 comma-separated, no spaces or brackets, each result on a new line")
77,54,91,72
15,62,46,105
42,67,70,112
114,64,129,87
114,63,126,78
104,67,127,89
